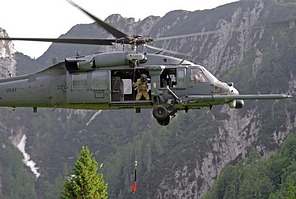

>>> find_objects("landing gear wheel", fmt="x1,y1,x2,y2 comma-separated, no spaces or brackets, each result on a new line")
153,105,168,121
157,116,170,126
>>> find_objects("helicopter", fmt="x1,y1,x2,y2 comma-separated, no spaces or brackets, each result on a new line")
0,0,292,126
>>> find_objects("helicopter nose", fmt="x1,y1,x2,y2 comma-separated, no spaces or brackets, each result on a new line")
229,85,239,95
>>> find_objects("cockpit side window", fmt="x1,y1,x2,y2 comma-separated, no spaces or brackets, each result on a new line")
190,68,208,83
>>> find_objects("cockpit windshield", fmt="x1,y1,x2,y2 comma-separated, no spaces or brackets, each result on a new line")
190,68,208,83
199,66,219,83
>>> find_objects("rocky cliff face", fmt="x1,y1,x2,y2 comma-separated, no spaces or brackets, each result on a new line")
0,28,14,197
0,28,16,78
147,1,296,198
0,28,39,198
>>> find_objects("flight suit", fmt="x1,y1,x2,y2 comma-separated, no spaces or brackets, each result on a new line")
133,79,150,100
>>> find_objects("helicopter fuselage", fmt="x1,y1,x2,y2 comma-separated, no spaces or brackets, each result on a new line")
0,52,291,125
0,53,228,108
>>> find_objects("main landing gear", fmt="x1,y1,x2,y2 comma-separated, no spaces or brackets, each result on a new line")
152,105,177,126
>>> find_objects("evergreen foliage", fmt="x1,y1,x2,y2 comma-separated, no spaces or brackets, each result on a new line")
203,134,296,199
0,142,37,199
61,146,108,199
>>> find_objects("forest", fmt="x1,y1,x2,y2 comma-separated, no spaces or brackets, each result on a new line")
203,133,296,199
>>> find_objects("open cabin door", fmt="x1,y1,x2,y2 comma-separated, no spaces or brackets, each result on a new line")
110,69,151,102
66,70,110,104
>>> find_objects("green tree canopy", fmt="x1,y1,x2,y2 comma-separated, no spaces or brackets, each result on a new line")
61,146,108,199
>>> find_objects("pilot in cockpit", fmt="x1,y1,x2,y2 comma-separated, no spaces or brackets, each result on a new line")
191,69,207,83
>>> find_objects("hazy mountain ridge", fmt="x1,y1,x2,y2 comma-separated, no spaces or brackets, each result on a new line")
0,0,295,198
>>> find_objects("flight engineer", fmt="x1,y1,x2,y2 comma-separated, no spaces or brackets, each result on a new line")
133,74,150,100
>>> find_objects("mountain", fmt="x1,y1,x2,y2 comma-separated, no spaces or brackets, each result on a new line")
0,0,296,198
203,133,296,199
0,28,16,78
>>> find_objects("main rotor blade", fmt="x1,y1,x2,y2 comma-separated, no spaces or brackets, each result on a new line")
145,44,189,57
155,30,220,42
67,0,128,39
155,19,295,42
0,37,116,45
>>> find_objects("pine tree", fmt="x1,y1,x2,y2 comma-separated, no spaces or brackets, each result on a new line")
61,146,108,199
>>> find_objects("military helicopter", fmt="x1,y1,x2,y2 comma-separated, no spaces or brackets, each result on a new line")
0,0,292,125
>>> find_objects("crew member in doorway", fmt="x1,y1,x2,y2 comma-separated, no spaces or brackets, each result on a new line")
133,74,150,100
